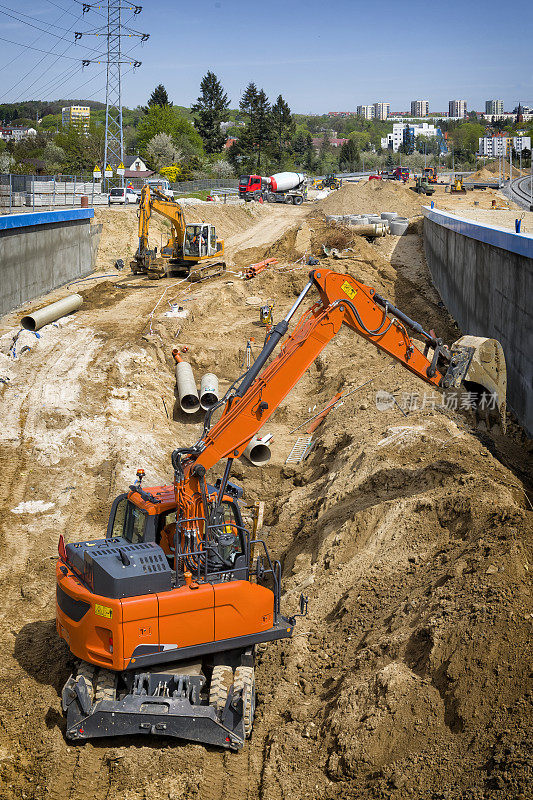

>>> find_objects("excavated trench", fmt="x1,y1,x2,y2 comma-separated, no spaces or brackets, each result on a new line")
0,190,531,800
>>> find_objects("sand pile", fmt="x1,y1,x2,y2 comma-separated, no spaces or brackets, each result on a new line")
318,180,424,218
467,167,498,181
472,160,529,179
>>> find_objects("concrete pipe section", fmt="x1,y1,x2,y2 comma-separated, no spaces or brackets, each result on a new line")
381,212,398,221
21,293,82,331
389,217,409,235
173,351,200,414
242,433,273,466
200,373,219,411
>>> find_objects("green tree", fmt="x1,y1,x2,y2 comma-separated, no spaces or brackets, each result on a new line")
192,71,230,153
137,106,203,159
271,94,293,163
386,151,394,170
146,133,181,171
148,84,171,108
252,89,272,171
239,82,258,123
339,138,358,171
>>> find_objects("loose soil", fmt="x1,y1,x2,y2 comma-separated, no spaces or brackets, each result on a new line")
0,186,531,800
318,181,424,218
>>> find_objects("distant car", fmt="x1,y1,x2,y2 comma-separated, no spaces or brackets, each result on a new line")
144,179,174,200
369,174,382,181
108,187,138,205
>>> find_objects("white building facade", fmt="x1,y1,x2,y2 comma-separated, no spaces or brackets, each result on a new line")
381,122,438,152
478,136,531,156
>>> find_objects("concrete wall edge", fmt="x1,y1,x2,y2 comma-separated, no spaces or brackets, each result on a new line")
0,208,94,232
422,205,533,259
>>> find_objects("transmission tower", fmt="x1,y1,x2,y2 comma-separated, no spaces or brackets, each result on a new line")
77,3,148,186
104,0,125,181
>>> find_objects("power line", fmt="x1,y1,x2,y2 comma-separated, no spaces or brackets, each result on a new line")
0,8,86,103
0,6,103,54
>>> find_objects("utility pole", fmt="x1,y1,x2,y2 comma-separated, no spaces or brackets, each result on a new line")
77,3,148,189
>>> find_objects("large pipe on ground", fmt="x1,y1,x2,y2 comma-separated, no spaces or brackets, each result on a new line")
21,293,82,331
242,433,272,466
172,349,200,414
200,373,219,410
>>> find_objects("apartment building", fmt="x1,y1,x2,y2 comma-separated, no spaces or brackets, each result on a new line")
478,135,531,156
410,100,429,117
373,102,390,120
62,106,90,131
356,105,374,120
485,99,504,115
448,100,467,118
381,122,438,152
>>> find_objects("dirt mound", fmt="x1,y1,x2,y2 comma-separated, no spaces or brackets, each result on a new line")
467,167,499,181
317,180,424,218
471,161,529,180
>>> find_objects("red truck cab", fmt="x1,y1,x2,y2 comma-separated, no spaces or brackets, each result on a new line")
393,167,410,182
239,175,266,199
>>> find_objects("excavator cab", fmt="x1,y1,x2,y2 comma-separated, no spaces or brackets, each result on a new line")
183,224,220,260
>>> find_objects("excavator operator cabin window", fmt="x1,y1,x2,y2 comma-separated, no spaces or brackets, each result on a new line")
116,501,147,544
111,498,127,538
219,500,244,562
209,226,216,251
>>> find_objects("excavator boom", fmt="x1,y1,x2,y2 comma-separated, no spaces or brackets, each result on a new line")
178,268,505,478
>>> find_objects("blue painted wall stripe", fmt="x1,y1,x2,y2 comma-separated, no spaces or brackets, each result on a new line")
422,206,533,260
0,208,94,231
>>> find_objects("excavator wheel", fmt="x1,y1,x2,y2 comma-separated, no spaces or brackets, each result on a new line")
95,669,117,704
209,665,234,712
234,666,255,738
76,661,95,704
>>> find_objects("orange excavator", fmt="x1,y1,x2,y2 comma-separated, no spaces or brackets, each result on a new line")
56,268,506,749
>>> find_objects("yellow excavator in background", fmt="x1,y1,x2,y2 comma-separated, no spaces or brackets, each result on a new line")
130,185,226,280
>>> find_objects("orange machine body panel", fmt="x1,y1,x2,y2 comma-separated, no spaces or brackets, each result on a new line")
57,561,276,671
213,581,274,640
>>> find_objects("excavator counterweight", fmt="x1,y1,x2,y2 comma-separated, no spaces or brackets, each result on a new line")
56,268,506,748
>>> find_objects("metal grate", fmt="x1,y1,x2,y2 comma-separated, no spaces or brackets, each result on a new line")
285,435,313,464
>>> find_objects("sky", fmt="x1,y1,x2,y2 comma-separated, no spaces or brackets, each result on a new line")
0,0,532,114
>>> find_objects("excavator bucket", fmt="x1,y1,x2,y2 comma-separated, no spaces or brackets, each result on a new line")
452,335,507,430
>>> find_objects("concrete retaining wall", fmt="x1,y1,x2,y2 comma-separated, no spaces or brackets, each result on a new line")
0,209,95,318
423,207,533,434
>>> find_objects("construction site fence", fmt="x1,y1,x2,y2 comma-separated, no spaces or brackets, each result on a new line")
0,173,107,213
170,178,240,194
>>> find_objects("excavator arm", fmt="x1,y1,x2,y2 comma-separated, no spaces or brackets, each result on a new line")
135,184,187,262
174,268,505,493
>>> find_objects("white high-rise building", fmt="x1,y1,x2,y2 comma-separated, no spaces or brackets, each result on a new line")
478,135,531,157
449,100,467,118
381,122,438,152
411,100,429,117
485,99,504,115
373,102,390,120
356,105,374,120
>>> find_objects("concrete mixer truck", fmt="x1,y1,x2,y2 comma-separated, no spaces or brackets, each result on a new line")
238,172,306,205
